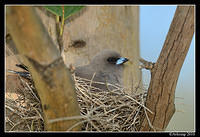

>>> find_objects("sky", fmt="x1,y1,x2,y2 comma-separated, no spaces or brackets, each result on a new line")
139,5,195,131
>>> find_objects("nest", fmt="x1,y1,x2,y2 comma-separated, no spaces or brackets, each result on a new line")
5,74,151,132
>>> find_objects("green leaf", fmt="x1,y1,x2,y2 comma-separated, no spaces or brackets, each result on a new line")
44,6,85,20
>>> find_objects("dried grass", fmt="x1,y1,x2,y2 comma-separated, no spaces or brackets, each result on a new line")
5,76,44,131
5,74,151,132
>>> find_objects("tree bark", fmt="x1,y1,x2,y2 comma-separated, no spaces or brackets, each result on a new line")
6,6,81,131
140,6,194,131
36,6,141,94
6,6,141,94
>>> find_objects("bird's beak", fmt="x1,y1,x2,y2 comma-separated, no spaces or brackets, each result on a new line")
116,57,129,65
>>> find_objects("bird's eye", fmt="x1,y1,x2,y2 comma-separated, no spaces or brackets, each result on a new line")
107,57,119,64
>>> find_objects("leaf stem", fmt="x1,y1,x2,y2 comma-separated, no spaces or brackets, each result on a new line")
60,6,65,36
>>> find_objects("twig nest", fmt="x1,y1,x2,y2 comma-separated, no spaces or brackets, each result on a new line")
74,75,147,131
6,74,148,131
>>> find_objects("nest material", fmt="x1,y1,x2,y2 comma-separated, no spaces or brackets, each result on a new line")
5,77,44,131
5,74,150,132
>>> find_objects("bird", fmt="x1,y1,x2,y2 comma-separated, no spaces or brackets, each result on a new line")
7,50,129,92
74,50,129,91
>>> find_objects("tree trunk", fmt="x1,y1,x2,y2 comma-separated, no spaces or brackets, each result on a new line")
6,6,81,131
140,6,194,131
36,6,141,94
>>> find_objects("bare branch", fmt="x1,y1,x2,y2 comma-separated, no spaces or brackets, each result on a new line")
140,6,194,131
6,6,81,131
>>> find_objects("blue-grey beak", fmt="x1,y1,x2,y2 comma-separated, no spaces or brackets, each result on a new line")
116,57,129,65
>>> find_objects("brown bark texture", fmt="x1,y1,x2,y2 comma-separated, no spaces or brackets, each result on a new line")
140,6,194,131
35,6,141,94
6,6,81,131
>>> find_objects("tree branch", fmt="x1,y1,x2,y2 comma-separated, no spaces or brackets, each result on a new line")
140,6,194,131
6,6,81,131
